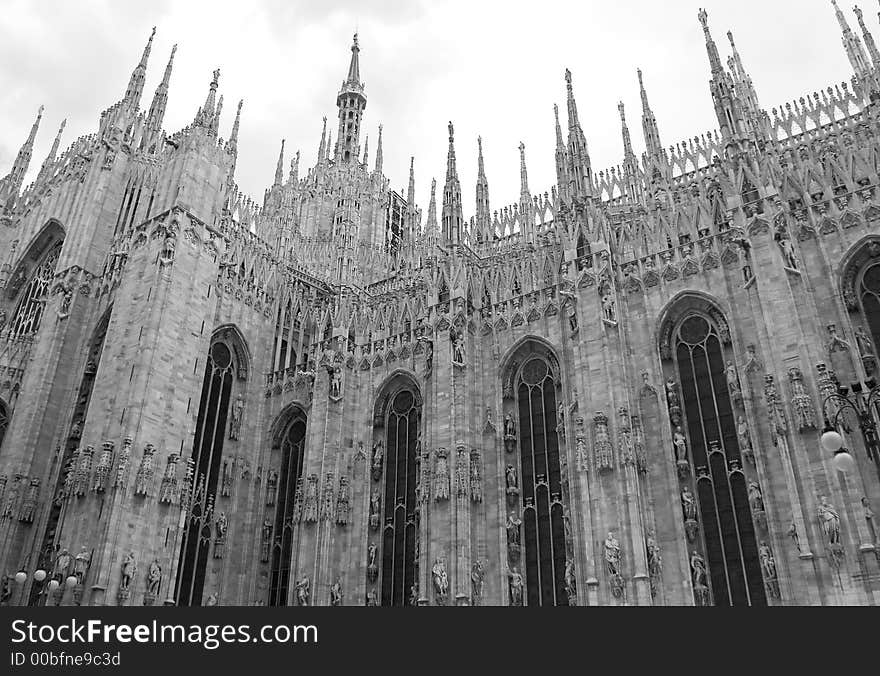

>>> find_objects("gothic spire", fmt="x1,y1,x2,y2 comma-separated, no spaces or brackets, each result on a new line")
289,150,300,183
36,117,66,184
442,121,463,244
362,134,369,166
345,32,361,88
274,139,285,187
638,69,663,157
563,69,593,200
375,124,384,174
831,0,871,78
854,5,880,68
124,26,155,108
146,44,177,139
519,141,530,200
407,157,416,206
228,99,243,154
194,68,221,130
618,102,635,163
212,95,224,135
697,8,724,77
318,116,327,163
336,33,367,163
6,105,43,194
426,177,438,242
476,136,490,241
553,104,569,202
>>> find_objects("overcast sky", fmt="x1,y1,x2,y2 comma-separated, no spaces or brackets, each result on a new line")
0,0,862,216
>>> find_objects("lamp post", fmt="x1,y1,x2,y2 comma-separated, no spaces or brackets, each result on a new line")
819,374,880,481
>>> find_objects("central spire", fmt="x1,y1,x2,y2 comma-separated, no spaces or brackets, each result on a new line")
336,33,367,163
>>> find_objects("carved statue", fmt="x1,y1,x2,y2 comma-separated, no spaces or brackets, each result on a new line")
776,228,799,270
737,416,752,455
485,406,494,429
120,552,137,591
817,496,841,545
787,521,801,552
470,560,485,605
725,361,741,396
431,558,448,604
365,590,378,606
748,481,764,513
73,547,90,584
330,580,343,607
504,413,517,439
229,394,244,440
505,464,519,495
603,531,621,578
855,326,875,357
507,568,524,606
601,292,616,323
450,328,466,365
665,378,680,409
673,427,687,463
564,558,577,602
367,542,378,584
369,492,381,530
690,550,709,605
329,367,343,400
146,560,162,596
371,440,384,482
646,531,662,581
434,448,450,501
53,548,71,580
758,541,777,581
266,469,278,506
295,577,310,606
260,519,272,563
681,486,697,521
506,513,522,548
557,403,565,429
303,475,319,522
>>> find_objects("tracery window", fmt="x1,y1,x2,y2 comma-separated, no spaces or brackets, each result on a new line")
856,261,880,360
373,380,421,606
8,243,62,337
670,312,765,606
176,331,246,606
506,350,568,606
268,409,307,606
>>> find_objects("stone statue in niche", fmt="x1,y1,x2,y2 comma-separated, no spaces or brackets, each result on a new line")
335,476,351,526
725,361,742,404
758,541,780,599
229,394,244,440
593,412,614,473
775,225,799,270
303,475,319,523
576,436,589,473
681,486,698,541
434,448,450,501
788,367,817,431
53,548,71,581
557,403,565,429
507,568,524,606
855,326,877,374
646,531,662,598
737,416,754,464
146,560,162,598
294,577,310,606
431,558,448,605
470,560,485,606
862,497,876,539
817,496,841,546
369,492,381,531
564,558,577,605
329,367,343,401
265,470,278,507
120,552,137,592
748,481,764,513
673,426,688,463
367,543,378,583
604,532,624,598
787,520,801,553
73,547,91,585
450,327,466,366
371,440,384,482
506,512,522,562
505,464,519,496
690,551,709,606
504,413,517,440
260,519,272,563
330,580,343,607
213,512,228,559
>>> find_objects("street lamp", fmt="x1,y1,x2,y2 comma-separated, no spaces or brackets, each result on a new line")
819,372,880,480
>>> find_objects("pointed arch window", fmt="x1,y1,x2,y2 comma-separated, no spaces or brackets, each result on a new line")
856,261,880,362
176,331,246,606
268,409,307,606
373,379,421,606
505,349,569,606
669,311,765,606
8,242,62,337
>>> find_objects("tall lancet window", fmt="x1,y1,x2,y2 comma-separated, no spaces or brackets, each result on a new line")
839,240,880,375
176,329,248,606
373,376,421,606
268,407,307,606
503,341,568,606
6,223,65,337
666,308,764,606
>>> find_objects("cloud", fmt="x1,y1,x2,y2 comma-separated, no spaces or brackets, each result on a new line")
0,0,860,218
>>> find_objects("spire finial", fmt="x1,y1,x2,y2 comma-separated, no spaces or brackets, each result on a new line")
274,139,285,187
519,141,529,197
228,99,243,151
375,123,384,173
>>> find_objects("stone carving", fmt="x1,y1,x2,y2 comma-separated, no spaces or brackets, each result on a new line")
73,445,93,497
604,532,624,598
788,367,817,431
484,406,494,431
469,449,482,503
365,590,378,606
120,551,137,592
431,558,448,605
826,324,850,354
133,444,156,497
506,512,522,562
617,407,634,467
593,412,614,473
632,415,648,474
787,520,801,553
367,543,379,583
503,413,517,447
295,577,310,606
758,541,780,599
507,568,524,606
450,327,466,366
576,434,589,473
265,469,278,507
690,550,710,606
434,448,450,501
220,457,234,498
369,492,381,530
158,453,179,504
335,475,351,526
73,547,91,586
775,224,799,270
18,478,40,523
505,464,519,496
855,326,876,374
763,374,788,439
320,472,335,521
330,580,343,607
371,440,384,482
673,426,689,477
639,371,657,398
92,440,115,493
681,486,698,542
726,360,742,405
213,511,228,559
817,495,840,545
260,519,272,563
229,394,244,440
53,548,72,582
564,558,577,605
470,559,485,606
748,481,766,528
328,366,343,401
144,560,162,606
455,446,468,498
646,530,662,598
291,478,304,523
737,416,754,464
302,474,319,523
665,378,682,426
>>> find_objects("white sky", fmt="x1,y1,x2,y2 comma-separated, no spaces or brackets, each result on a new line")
0,0,863,216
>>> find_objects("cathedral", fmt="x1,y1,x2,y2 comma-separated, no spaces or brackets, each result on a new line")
1,3,880,608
